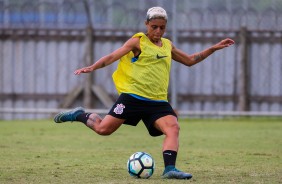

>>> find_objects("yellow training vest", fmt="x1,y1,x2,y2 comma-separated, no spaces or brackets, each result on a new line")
112,32,172,101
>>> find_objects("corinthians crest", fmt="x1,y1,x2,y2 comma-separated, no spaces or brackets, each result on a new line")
114,103,125,114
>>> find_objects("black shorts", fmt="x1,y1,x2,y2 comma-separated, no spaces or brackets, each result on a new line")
108,93,177,137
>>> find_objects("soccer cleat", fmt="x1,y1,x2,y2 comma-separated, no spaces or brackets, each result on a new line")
162,167,193,180
54,107,85,123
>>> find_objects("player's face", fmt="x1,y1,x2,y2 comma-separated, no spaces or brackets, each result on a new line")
145,18,167,42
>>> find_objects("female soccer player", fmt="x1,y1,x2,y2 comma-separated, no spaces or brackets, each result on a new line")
54,7,235,179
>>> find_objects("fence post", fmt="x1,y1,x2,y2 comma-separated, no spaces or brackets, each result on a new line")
171,0,178,109
238,26,249,111
83,26,94,108
83,0,94,108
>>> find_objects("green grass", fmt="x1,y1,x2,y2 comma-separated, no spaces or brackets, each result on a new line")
0,118,281,184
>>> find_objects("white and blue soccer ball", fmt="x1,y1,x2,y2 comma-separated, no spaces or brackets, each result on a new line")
127,152,155,179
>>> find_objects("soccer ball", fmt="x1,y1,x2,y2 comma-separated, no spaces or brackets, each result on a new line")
127,152,155,179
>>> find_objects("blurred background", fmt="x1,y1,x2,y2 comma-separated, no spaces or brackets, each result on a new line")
0,0,281,119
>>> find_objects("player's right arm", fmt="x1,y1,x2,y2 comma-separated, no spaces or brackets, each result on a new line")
74,37,140,75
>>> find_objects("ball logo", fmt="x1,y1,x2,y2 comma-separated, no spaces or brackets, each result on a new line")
114,103,125,114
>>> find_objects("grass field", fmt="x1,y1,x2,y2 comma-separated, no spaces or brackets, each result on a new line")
0,117,281,184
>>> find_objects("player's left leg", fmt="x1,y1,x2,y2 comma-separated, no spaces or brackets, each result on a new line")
154,115,192,180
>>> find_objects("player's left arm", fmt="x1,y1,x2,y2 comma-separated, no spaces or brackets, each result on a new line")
171,38,235,67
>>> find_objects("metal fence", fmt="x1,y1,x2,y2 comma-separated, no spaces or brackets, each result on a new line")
0,0,282,119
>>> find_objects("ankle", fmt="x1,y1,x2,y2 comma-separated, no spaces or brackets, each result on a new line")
164,165,175,172
76,113,92,124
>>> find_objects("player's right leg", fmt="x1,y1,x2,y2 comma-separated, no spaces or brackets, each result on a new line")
85,114,125,135
54,107,125,135
54,107,85,123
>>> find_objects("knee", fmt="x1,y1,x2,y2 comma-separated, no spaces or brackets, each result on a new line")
90,115,123,136
96,128,113,136
164,122,180,136
171,123,180,133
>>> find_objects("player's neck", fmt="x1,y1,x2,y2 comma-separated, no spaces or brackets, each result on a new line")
149,37,162,47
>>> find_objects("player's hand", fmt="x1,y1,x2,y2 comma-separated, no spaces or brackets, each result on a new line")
74,66,93,75
212,38,235,51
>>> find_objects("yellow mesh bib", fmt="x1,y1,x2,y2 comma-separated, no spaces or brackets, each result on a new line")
112,32,172,101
